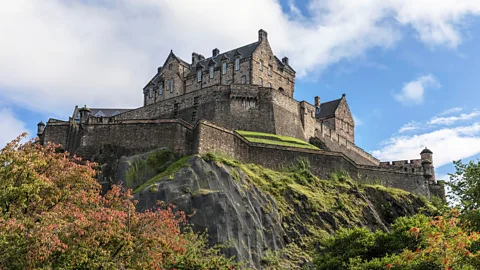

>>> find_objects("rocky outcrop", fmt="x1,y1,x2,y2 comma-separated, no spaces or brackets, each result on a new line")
118,154,435,269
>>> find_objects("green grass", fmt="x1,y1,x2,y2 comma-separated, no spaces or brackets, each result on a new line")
133,155,192,193
236,130,319,150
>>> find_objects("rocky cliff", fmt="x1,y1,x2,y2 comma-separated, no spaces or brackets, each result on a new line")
99,149,436,269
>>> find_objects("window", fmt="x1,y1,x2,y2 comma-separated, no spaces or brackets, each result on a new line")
222,62,227,74
268,65,272,76
173,102,179,118
171,79,175,93
149,88,153,98
159,83,163,95
235,57,240,71
168,64,172,70
267,82,272,88
241,75,246,84
209,66,214,79
259,78,263,86
167,80,172,91
95,111,105,117
259,60,263,71
197,69,202,82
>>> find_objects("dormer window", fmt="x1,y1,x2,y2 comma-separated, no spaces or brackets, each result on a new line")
197,69,202,82
235,57,240,71
259,60,263,71
209,66,214,79
159,83,163,95
222,62,227,74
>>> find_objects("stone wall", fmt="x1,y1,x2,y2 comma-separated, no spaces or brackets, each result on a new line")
73,119,193,159
41,119,69,147
314,121,380,166
193,121,432,198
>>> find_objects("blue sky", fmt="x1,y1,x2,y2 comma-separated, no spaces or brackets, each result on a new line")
2,0,480,182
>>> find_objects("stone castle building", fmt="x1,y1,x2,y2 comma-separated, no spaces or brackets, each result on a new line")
37,29,444,199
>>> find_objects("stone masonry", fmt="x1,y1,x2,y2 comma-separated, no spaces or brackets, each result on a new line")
37,29,443,200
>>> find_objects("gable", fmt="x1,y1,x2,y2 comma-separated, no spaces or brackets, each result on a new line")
335,98,354,124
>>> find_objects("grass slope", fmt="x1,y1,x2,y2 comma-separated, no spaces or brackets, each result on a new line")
236,130,319,150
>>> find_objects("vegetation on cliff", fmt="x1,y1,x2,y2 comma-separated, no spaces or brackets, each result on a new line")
236,130,320,150
0,136,237,269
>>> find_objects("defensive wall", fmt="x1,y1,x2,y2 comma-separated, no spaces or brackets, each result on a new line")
40,118,443,199
113,84,379,166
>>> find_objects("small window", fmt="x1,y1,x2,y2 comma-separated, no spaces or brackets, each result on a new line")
268,82,271,88
259,60,263,71
241,75,246,84
171,79,174,93
167,80,172,91
268,65,272,76
222,62,227,74
159,83,163,95
235,58,240,71
259,78,263,86
197,69,202,82
412,168,415,173
149,88,153,98
209,66,214,79
168,64,172,70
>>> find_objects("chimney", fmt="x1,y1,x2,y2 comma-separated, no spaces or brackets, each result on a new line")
157,66,162,73
213,48,220,57
282,56,289,65
314,96,320,107
192,52,199,66
258,29,268,42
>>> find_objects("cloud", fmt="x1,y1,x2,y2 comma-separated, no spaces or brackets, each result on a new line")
353,115,363,127
439,107,463,116
394,75,440,105
398,121,420,133
0,108,29,148
373,123,480,168
428,111,480,125
1,0,480,115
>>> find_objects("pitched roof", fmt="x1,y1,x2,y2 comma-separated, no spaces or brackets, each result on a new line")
316,98,342,119
186,41,260,77
274,56,295,74
73,108,131,118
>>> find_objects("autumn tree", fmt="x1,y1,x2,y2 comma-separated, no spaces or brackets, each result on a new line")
0,134,236,269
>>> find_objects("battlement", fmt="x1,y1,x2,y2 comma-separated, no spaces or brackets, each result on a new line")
380,159,422,167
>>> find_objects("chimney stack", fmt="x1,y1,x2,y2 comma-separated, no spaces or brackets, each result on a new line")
258,29,268,42
213,48,220,57
282,56,289,65
314,96,320,107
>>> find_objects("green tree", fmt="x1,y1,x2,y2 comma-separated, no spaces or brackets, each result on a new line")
0,134,236,269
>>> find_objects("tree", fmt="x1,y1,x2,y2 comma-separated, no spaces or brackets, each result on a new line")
0,134,236,269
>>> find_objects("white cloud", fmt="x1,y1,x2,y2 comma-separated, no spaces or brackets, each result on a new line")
0,108,29,148
353,115,363,127
398,121,420,133
1,0,480,115
428,111,480,125
394,75,440,105
373,123,480,168
439,107,463,116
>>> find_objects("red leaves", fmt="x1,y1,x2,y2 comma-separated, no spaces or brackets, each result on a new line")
0,135,236,269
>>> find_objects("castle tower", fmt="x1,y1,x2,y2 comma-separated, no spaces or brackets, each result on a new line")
79,105,91,124
37,121,45,138
421,147,435,183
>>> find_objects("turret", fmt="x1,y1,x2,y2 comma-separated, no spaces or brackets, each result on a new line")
421,147,434,183
79,105,91,124
37,121,45,138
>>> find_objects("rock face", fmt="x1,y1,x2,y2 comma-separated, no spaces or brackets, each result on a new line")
135,156,285,267
120,154,434,269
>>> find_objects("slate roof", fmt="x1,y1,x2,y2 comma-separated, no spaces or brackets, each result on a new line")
316,98,342,119
186,41,260,77
73,107,131,118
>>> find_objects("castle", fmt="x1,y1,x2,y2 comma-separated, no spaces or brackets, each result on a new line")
37,29,444,199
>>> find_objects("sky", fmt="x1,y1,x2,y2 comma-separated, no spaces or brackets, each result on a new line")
1,0,480,182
